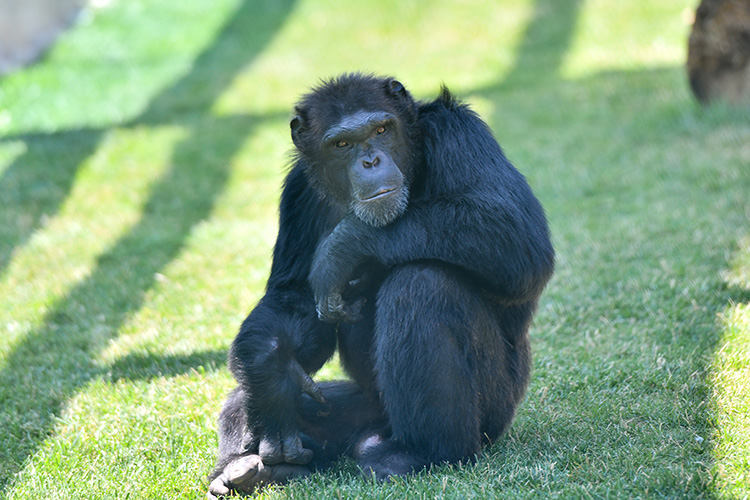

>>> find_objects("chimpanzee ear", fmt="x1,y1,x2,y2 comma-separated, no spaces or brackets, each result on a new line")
290,115,302,133
388,79,406,95
290,113,304,146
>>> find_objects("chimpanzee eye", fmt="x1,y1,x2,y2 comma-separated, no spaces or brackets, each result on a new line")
335,140,349,148
376,126,387,134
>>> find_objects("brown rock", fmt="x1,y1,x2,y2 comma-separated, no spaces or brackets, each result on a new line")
687,0,750,104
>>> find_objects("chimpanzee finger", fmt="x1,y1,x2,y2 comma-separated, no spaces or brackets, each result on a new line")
317,293,349,323
292,360,326,404
258,436,284,465
316,296,339,323
340,297,365,323
282,434,313,465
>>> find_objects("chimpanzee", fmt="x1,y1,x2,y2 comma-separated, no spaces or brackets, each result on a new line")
207,73,554,498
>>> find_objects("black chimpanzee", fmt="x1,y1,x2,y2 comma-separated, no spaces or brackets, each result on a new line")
207,73,554,498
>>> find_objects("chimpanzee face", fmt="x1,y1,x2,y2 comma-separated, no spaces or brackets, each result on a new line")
290,78,417,227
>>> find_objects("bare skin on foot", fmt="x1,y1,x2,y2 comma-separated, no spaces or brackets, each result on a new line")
207,455,310,499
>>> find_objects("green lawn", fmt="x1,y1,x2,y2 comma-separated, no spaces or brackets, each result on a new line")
1,0,749,498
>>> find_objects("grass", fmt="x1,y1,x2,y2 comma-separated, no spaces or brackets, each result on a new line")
1,0,749,498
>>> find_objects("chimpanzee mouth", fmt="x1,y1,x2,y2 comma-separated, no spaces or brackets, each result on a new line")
353,185,409,227
360,187,398,202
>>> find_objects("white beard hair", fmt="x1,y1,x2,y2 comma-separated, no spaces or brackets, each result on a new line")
351,185,409,227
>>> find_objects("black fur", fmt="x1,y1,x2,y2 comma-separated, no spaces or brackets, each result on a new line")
211,73,554,484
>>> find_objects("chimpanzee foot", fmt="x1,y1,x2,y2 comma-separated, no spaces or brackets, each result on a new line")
256,361,324,466
207,454,310,499
259,433,313,465
355,436,426,482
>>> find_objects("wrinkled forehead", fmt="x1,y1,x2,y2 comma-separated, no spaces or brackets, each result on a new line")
322,110,394,141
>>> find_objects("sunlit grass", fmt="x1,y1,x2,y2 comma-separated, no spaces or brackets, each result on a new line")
712,239,750,497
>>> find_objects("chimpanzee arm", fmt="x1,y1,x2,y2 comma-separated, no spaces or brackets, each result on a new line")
310,96,554,322
229,163,339,464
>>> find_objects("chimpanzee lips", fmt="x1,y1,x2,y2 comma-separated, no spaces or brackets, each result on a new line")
361,187,398,202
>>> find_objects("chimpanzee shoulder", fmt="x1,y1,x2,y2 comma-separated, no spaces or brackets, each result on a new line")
413,87,519,197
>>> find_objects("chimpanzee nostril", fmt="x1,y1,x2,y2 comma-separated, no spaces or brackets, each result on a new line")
362,157,380,168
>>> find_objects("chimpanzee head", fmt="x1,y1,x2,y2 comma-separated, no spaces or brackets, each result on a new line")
290,74,420,227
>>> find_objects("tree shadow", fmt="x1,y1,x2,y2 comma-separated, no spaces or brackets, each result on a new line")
0,0,297,489
0,0,296,277
0,129,103,275
468,3,747,496
107,350,228,383
452,0,750,495
502,0,583,87
470,0,584,169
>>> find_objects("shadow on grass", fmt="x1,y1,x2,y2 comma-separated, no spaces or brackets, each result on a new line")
0,129,103,274
470,0,583,130
471,4,747,495
503,0,582,86
107,350,228,383
477,66,748,493
453,0,750,495
0,0,297,489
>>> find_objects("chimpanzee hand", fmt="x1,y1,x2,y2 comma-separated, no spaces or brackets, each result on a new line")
309,216,370,323
256,359,326,466
314,289,366,324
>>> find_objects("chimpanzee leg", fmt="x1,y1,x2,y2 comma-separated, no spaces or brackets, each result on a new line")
297,381,387,465
227,296,339,466
207,387,312,499
208,382,384,498
356,263,512,479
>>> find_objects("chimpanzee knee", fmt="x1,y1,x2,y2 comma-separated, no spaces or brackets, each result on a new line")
370,263,502,465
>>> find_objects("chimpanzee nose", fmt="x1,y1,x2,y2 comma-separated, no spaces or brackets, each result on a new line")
362,156,380,168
